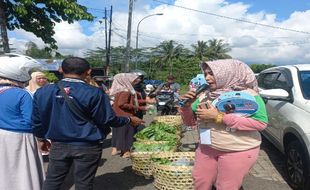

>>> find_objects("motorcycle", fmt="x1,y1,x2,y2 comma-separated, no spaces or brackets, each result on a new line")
155,89,179,115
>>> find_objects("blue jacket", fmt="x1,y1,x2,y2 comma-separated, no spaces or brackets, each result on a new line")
32,78,130,145
0,84,33,133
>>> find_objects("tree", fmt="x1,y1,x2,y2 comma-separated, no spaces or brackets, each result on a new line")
0,0,94,53
191,40,208,60
25,41,65,59
206,39,231,60
250,64,276,73
153,40,184,74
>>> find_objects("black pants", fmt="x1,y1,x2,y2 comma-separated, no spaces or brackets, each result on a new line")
43,142,102,190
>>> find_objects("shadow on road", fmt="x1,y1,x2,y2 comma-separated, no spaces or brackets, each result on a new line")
260,136,288,181
93,166,153,190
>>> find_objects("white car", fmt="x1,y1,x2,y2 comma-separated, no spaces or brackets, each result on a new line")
257,64,310,190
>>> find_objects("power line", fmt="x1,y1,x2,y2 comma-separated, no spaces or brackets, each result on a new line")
153,0,310,35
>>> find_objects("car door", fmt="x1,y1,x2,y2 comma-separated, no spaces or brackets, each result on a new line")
258,69,293,146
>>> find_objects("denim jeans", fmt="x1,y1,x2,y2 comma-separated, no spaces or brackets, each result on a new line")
43,142,102,190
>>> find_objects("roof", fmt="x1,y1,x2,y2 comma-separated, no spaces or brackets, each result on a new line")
37,59,62,71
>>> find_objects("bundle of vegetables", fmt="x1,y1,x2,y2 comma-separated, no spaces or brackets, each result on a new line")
150,157,172,165
133,141,176,152
153,122,177,134
134,122,179,142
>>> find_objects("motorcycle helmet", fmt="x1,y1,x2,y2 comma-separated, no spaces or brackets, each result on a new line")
130,69,146,79
0,53,43,82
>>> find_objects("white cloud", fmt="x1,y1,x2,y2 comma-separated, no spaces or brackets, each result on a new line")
7,0,310,65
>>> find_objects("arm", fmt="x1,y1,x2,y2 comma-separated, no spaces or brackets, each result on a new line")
31,93,47,138
91,91,130,128
223,95,268,131
117,92,146,111
223,114,267,131
20,92,33,129
154,83,164,94
179,106,197,126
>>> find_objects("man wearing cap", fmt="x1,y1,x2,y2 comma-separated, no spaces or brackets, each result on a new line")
0,54,45,190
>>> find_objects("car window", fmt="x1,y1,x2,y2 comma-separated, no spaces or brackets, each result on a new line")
300,71,310,99
258,72,279,89
273,73,290,91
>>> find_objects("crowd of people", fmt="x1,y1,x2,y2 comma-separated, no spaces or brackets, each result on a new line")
0,53,268,190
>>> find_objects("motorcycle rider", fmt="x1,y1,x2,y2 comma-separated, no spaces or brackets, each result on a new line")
154,75,180,95
153,75,180,115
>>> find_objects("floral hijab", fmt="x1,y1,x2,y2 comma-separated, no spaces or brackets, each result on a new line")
200,59,258,99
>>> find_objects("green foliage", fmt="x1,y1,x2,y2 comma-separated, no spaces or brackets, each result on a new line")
25,41,66,59
1,0,94,49
250,64,276,73
43,71,58,83
84,47,106,68
191,39,231,61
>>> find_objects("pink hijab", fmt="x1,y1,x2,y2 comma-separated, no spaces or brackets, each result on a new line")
109,73,139,106
200,59,258,98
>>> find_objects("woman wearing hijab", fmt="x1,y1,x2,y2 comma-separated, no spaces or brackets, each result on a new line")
0,54,45,190
180,59,268,190
26,71,48,94
110,73,146,158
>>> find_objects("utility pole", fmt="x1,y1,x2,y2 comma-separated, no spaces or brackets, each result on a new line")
107,6,113,76
104,8,108,75
124,0,134,72
0,3,10,53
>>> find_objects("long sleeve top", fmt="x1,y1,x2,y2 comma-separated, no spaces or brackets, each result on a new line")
0,84,33,133
112,91,147,117
32,79,130,145
180,90,268,152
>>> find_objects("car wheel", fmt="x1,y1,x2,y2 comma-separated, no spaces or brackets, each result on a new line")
286,141,310,190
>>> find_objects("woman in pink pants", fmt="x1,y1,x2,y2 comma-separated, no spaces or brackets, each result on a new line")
180,59,268,190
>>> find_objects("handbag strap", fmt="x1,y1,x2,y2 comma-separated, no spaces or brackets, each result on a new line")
57,82,96,126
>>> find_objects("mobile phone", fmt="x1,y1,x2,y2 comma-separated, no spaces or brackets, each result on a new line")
198,102,210,109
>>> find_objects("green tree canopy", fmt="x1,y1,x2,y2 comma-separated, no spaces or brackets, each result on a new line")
25,41,65,59
191,40,208,60
0,0,94,52
206,39,231,60
250,64,276,73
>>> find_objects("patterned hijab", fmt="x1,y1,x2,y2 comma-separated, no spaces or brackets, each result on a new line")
110,73,139,106
25,71,47,94
200,59,258,98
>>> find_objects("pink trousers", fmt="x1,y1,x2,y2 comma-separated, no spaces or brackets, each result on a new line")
193,144,260,190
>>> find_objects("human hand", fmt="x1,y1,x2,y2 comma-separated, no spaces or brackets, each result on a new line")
146,96,156,104
37,140,51,153
129,116,145,126
196,103,219,121
179,90,196,107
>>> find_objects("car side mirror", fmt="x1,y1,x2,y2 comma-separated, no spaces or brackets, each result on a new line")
259,89,290,102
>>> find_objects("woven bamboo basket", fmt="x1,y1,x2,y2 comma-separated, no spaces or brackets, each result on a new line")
153,115,183,127
131,141,177,178
152,152,195,190
131,151,155,178
135,139,181,151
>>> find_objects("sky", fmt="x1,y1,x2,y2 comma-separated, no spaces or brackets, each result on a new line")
8,0,310,65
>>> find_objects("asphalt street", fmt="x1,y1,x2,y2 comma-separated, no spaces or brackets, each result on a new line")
45,114,293,190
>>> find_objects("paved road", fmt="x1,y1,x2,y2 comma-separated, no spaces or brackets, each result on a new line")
49,114,292,190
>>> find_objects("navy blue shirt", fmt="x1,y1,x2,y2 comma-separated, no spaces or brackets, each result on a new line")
32,78,130,145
